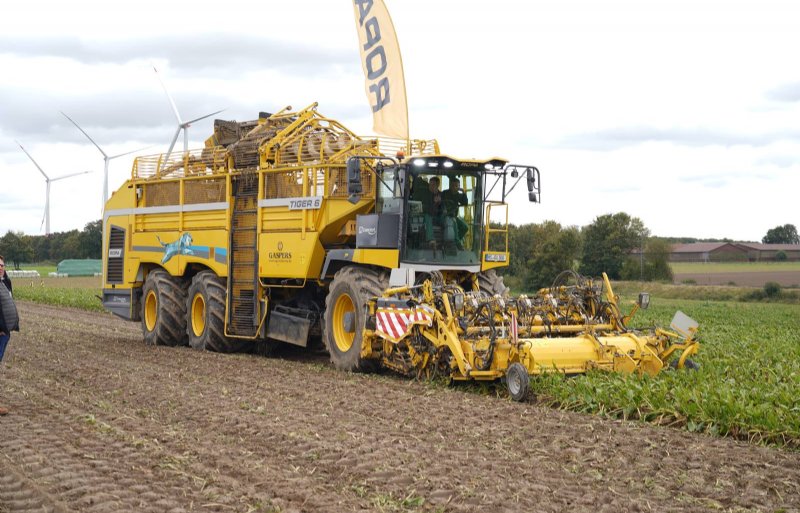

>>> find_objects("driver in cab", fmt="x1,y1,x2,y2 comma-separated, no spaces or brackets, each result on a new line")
423,176,443,247
442,177,469,249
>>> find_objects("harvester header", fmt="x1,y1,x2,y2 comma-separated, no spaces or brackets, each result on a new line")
363,270,699,400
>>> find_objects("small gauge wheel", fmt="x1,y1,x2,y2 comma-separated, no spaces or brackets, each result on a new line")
505,362,530,402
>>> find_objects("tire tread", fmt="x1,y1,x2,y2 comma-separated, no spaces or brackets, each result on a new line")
323,266,387,371
142,269,187,347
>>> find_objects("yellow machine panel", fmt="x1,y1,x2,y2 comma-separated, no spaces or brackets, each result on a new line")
259,233,326,280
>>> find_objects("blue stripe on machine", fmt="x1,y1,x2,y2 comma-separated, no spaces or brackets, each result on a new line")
133,245,227,264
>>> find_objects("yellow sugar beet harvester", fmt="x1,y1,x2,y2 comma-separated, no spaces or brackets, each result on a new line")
101,103,698,400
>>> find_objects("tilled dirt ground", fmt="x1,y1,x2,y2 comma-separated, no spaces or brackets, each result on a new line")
1,302,799,513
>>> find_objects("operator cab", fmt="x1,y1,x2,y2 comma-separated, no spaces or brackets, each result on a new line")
349,155,539,271
398,159,484,266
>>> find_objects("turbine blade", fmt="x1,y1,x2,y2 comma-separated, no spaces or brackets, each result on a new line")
51,170,91,182
160,126,183,171
108,144,154,160
152,63,182,123
184,108,226,127
16,140,50,180
60,111,107,158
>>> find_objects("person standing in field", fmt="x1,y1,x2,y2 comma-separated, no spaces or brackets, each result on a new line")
0,255,19,416
0,256,11,294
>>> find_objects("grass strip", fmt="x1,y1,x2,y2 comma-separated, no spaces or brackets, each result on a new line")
14,282,105,312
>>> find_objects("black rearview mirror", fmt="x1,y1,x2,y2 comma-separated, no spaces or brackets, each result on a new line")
347,158,362,204
526,167,539,203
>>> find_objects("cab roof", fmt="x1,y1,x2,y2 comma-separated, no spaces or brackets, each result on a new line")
400,154,508,171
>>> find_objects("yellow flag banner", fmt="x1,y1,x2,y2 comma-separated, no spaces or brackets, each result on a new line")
352,0,409,140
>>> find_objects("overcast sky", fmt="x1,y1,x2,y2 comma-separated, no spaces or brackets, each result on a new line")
1,0,798,241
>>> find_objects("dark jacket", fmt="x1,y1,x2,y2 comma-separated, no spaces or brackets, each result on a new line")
442,188,468,216
1,273,11,294
0,278,18,333
0,294,5,334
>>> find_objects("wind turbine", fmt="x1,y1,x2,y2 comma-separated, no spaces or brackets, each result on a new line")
153,65,224,170
16,141,91,236
60,111,150,210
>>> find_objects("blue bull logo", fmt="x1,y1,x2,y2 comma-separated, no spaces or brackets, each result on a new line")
157,233,194,264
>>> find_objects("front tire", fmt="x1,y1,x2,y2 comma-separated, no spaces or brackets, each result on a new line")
323,266,387,372
187,271,245,353
478,269,510,297
141,269,188,347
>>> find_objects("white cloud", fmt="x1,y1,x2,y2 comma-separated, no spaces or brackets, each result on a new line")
1,0,799,241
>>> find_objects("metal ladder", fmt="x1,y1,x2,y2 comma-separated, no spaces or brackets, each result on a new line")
226,172,261,337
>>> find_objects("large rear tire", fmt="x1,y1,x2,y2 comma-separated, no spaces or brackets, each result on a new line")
478,269,510,297
323,266,387,372
142,269,188,347
187,271,246,353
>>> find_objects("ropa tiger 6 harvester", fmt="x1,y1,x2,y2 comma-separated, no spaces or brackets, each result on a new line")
101,103,698,400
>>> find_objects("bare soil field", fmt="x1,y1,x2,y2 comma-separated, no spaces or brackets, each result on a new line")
1,302,799,513
674,270,800,287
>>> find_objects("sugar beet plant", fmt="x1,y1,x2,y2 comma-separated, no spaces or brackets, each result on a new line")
530,297,800,448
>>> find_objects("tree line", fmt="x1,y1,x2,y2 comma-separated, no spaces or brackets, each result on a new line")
503,212,673,291
0,220,101,269
504,218,798,291
1,217,796,291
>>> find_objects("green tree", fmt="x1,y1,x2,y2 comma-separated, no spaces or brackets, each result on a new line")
579,213,649,279
762,224,799,244
57,230,83,260
507,224,536,280
0,231,35,269
30,235,51,262
11,219,102,264
522,221,582,291
621,237,674,282
39,229,78,261
79,220,102,258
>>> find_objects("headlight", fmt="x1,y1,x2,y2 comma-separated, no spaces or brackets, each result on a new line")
453,293,464,311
